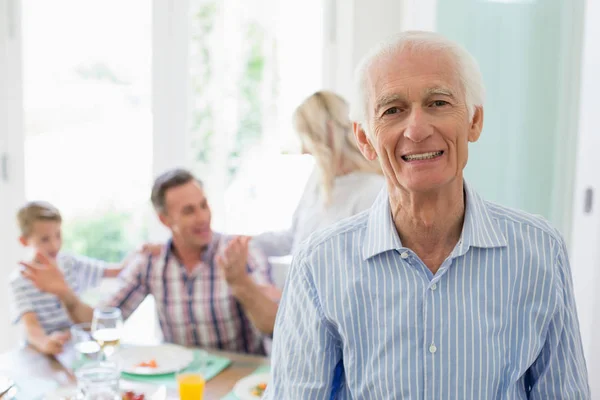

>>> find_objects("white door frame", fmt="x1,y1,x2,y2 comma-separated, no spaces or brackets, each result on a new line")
151,0,189,177
0,0,26,352
147,0,190,241
569,0,600,393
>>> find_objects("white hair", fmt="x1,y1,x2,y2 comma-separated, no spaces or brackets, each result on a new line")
349,31,486,128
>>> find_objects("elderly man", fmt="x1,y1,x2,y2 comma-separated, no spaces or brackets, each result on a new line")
265,31,589,398
21,168,278,355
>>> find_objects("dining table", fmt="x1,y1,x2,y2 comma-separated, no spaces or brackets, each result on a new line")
0,342,270,399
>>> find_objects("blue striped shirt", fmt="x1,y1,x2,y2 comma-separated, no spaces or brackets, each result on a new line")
9,253,106,333
265,184,589,399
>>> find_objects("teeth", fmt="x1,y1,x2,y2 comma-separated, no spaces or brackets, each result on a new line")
403,151,443,161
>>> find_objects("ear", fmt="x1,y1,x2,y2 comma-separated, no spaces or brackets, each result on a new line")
158,212,171,229
19,236,28,247
353,122,378,161
468,106,484,143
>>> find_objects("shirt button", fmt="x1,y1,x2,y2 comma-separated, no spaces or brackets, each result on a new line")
400,251,409,259
430,283,437,290
429,344,437,354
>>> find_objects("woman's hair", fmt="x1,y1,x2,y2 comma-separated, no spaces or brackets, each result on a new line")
293,90,382,204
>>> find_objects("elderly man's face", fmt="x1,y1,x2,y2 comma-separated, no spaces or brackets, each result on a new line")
355,48,483,194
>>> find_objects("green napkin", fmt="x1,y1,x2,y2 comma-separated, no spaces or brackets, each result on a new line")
120,350,231,389
221,366,270,400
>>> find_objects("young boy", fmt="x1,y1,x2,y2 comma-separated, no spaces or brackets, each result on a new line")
8,201,137,355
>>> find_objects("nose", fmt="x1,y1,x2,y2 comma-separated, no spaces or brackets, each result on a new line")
404,107,433,143
50,240,61,255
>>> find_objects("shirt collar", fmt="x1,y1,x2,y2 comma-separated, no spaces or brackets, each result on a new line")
165,231,221,265
362,182,507,261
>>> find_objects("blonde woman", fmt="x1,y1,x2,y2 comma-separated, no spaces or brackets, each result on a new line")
254,91,384,258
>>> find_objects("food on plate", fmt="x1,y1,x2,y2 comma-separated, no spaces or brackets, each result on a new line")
251,382,267,396
135,359,158,368
122,390,145,400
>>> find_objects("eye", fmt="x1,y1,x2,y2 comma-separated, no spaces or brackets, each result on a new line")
383,107,402,116
431,100,449,107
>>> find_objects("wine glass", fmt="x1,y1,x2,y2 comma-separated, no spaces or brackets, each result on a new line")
91,307,123,360
71,322,102,366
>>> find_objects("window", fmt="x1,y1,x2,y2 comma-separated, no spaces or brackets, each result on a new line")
21,0,152,261
185,0,323,234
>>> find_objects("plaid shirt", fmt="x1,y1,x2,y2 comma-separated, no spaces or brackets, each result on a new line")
106,232,273,355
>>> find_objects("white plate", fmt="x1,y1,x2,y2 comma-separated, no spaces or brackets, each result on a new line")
44,383,167,400
232,372,270,400
111,344,194,375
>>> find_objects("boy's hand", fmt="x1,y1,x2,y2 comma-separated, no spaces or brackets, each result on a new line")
140,243,163,256
40,331,70,355
20,252,70,296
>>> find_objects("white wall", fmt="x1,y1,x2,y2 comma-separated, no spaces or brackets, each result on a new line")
0,0,25,352
323,0,422,100
570,0,600,395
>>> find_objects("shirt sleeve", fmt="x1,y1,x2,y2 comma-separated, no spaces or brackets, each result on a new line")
251,229,295,258
68,254,108,292
252,169,317,258
247,241,273,286
527,236,590,399
8,272,37,324
263,255,342,399
103,253,151,320
252,199,302,258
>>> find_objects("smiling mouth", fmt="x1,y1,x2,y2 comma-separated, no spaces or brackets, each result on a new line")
401,151,444,161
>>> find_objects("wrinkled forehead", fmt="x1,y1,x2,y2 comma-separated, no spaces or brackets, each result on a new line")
365,47,464,112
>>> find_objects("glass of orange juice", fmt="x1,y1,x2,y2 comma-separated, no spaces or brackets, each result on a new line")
177,372,205,399
177,350,208,399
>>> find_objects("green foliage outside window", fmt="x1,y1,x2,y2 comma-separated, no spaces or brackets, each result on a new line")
62,209,148,262
190,2,276,184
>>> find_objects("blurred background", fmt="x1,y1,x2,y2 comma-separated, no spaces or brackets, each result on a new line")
2,0,600,395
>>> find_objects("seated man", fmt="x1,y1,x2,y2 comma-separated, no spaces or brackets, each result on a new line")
21,168,278,355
